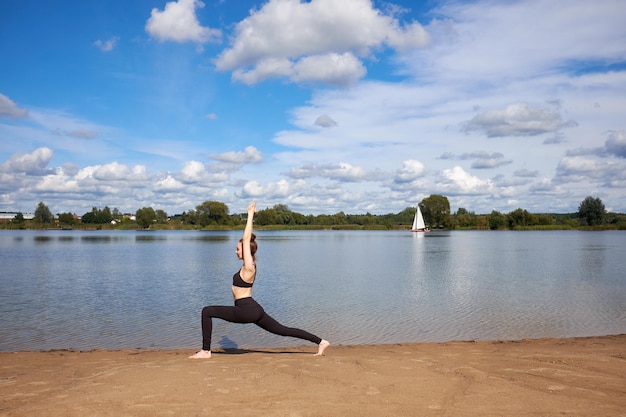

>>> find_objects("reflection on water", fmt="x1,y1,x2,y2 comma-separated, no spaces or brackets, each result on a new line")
578,242,607,283
81,235,132,243
0,229,624,351
183,234,232,242
135,235,167,242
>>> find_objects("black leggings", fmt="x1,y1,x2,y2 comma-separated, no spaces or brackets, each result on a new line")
201,297,322,351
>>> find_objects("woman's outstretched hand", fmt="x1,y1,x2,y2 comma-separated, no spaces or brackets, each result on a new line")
248,200,257,216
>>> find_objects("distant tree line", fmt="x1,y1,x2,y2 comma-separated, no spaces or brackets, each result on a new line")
2,195,624,230
450,196,614,230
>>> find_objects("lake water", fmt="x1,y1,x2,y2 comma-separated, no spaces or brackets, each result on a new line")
0,229,624,352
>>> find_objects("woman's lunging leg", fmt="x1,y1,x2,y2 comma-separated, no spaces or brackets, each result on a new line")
190,304,255,359
201,306,233,351
200,304,262,350
255,312,322,345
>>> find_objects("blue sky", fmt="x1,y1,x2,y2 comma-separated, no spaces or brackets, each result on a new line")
1,0,625,216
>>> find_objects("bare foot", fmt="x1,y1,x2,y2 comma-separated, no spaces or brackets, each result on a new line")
188,350,212,359
315,339,330,356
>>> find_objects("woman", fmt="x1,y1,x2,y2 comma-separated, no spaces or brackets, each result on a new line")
189,201,330,359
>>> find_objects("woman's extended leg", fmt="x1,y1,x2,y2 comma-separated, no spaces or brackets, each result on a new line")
255,312,330,355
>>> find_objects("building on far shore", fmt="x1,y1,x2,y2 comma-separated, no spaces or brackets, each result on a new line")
0,212,35,221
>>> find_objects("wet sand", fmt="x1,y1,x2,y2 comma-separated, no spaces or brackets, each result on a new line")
1,335,625,417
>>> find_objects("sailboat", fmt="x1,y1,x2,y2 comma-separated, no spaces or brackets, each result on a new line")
411,204,430,232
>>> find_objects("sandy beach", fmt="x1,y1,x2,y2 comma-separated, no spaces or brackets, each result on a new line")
1,335,624,417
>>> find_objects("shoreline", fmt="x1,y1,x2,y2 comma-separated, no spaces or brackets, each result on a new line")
2,334,625,416
1,333,625,354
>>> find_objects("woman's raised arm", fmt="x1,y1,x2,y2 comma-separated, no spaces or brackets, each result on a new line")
241,200,256,275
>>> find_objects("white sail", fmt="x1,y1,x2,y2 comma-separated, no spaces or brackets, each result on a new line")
411,204,429,232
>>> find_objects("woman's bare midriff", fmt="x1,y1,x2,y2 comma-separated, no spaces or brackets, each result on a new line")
232,286,253,300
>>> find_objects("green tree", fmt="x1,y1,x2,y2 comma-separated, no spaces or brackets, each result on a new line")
292,211,308,225
57,212,76,226
155,209,168,223
98,206,113,224
12,212,25,223
454,207,476,228
314,213,343,226
81,209,96,224
136,207,156,229
255,207,277,226
196,201,229,226
536,213,556,226
331,211,346,225
112,207,122,222
181,209,198,225
34,202,53,224
272,204,290,224
578,196,606,226
476,215,488,230
396,207,415,225
276,204,308,225
420,195,451,229
487,210,507,230
81,207,113,224
507,208,535,228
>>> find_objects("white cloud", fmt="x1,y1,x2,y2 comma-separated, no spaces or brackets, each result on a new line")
146,0,221,43
555,130,626,187
215,0,428,86
604,130,626,158
33,171,79,193
93,37,119,52
514,169,539,178
0,147,54,175
53,128,98,139
439,166,494,195
232,52,368,86
462,103,576,138
288,161,379,182
92,162,135,181
177,159,242,188
529,178,557,193
155,175,185,192
210,146,263,164
231,58,292,85
62,162,80,176
241,179,305,199
291,53,366,86
394,160,426,183
557,155,626,183
181,160,206,182
68,162,148,184
405,0,626,82
314,115,338,128
0,93,28,119
445,151,513,169
132,165,147,177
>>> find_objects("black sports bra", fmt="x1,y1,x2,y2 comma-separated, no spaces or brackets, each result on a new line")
232,268,255,288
